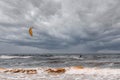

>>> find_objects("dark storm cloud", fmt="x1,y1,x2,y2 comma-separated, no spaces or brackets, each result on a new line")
0,0,120,52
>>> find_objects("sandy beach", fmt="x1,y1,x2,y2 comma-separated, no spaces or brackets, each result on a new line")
0,66,120,80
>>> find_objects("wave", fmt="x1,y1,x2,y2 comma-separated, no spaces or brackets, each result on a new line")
0,55,31,59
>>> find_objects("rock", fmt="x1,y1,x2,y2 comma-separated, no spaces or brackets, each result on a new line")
46,68,66,74
4,69,21,73
72,66,84,69
4,69,37,74
26,70,37,74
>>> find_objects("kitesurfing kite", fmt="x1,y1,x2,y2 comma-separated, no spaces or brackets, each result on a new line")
29,27,33,37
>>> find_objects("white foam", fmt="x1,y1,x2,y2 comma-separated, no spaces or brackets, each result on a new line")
0,55,31,59
66,67,120,75
0,67,120,80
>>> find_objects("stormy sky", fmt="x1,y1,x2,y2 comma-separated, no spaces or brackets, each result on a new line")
0,0,120,53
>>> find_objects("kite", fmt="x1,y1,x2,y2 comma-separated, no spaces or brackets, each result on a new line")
29,27,33,37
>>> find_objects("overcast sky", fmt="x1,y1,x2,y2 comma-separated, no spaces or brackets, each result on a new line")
0,0,120,54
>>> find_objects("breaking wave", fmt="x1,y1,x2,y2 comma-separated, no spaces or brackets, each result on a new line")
0,55,31,59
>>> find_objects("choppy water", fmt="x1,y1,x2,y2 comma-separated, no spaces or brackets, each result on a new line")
0,54,120,68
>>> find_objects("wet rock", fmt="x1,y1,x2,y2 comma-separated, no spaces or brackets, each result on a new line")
4,69,37,74
26,70,37,74
71,66,84,69
46,68,66,74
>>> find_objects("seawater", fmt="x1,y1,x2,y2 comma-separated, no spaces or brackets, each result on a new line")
0,54,120,68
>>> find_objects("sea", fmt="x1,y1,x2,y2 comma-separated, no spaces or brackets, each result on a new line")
0,53,120,68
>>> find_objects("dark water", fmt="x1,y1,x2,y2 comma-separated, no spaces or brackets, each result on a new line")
0,54,120,68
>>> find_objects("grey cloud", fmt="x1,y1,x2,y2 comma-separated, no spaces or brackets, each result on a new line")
0,0,120,52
